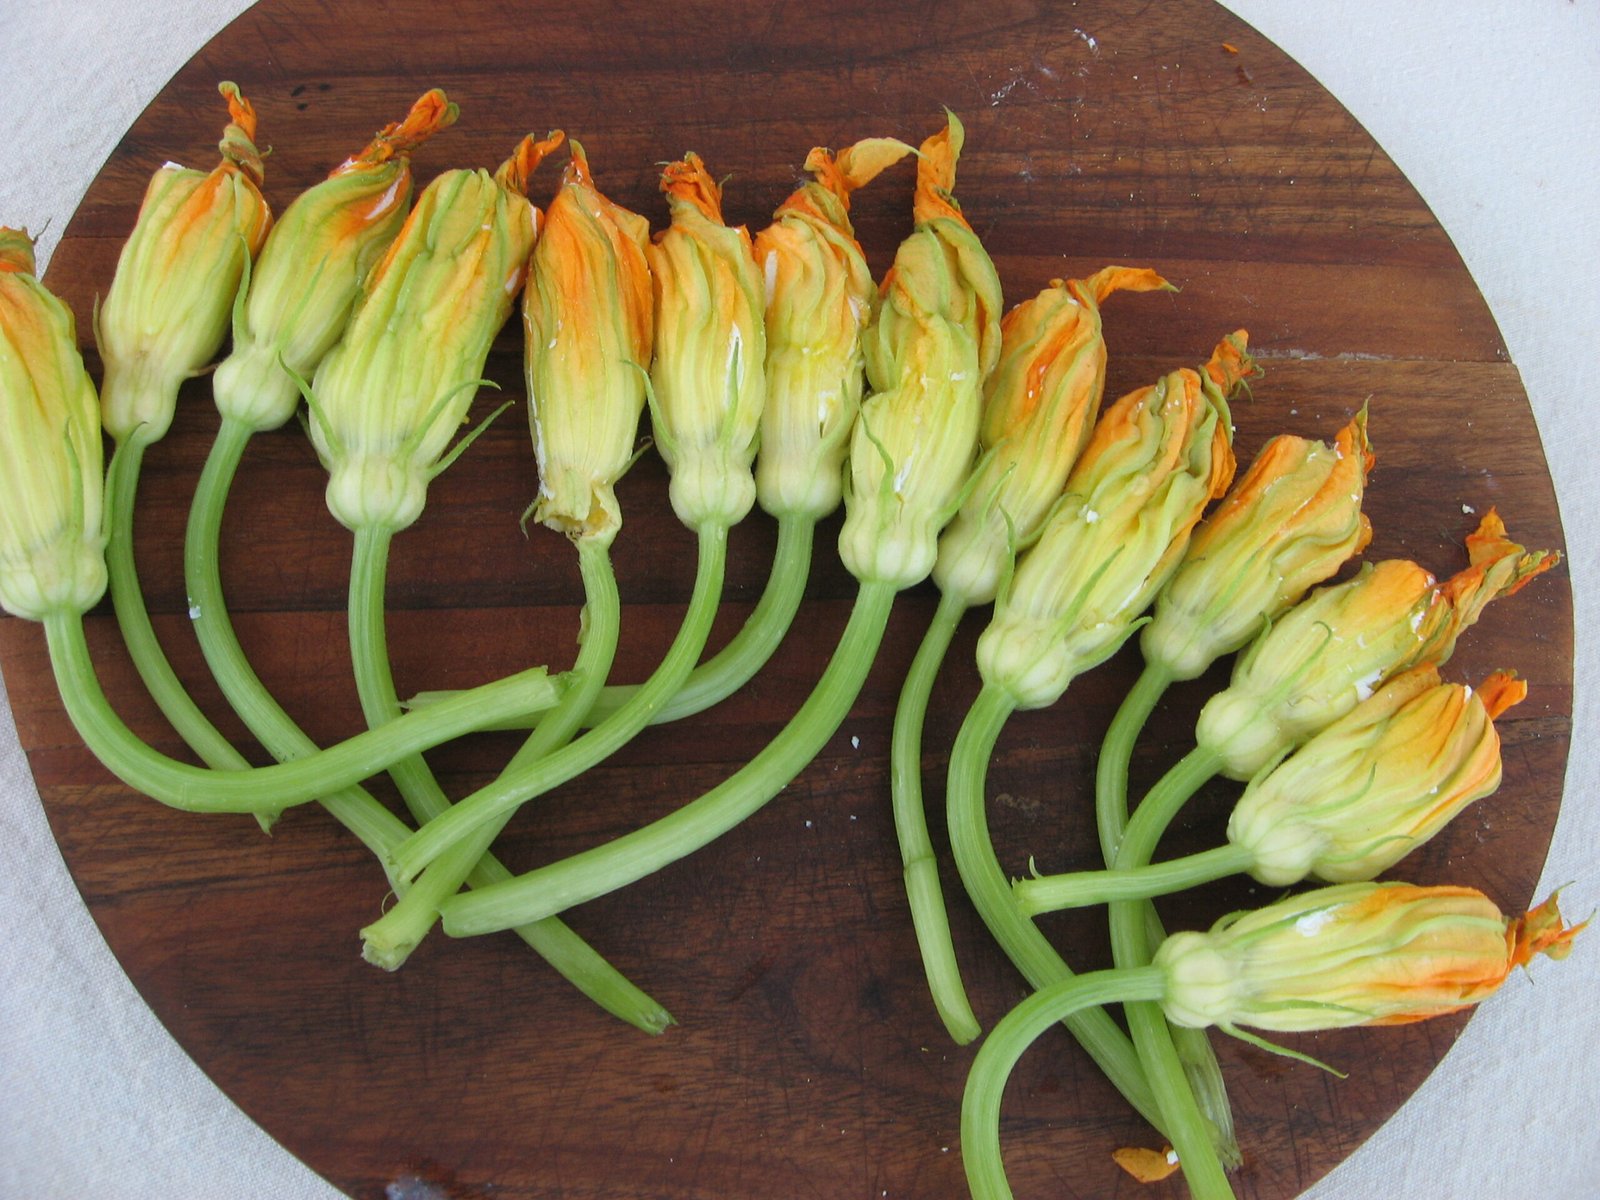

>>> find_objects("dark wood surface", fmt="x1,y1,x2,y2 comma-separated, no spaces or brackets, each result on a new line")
0,1,1572,1197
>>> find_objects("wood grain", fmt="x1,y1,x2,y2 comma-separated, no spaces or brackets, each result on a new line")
2,1,1571,1197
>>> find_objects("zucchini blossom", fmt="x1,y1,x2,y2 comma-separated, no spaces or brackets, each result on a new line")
309,132,562,532
752,137,912,520
524,140,653,547
934,266,1174,607
1142,408,1374,681
1229,665,1521,885
976,334,1246,709
1195,511,1558,780
98,82,271,444
1156,883,1582,1032
214,89,459,432
0,230,107,620
646,153,766,530
840,111,1004,588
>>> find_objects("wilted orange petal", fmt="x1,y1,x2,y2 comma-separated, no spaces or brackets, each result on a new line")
1508,892,1586,968
1112,1145,1181,1183
496,130,566,199
911,111,969,228
659,152,725,223
1476,671,1527,720
348,89,460,168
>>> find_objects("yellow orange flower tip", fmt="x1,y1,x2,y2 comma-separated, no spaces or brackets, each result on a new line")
659,152,725,223
218,80,257,142
1201,329,1260,397
350,89,460,168
1476,670,1527,720
1111,1145,1181,1183
215,81,265,184
0,227,36,273
1461,508,1560,591
495,129,566,199
1508,891,1586,968
1069,264,1176,306
912,109,968,228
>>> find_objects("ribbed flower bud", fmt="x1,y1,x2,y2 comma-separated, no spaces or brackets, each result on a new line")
98,82,271,444
1142,408,1374,680
524,141,653,546
213,89,458,432
309,133,559,532
752,137,911,520
1227,666,1520,885
933,266,1173,605
1195,512,1557,780
1156,883,1581,1033
645,154,766,530
975,335,1245,708
839,112,1003,587
0,231,107,619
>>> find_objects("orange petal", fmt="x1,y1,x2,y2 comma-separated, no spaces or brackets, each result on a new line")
1203,329,1257,395
1112,1145,1181,1183
912,110,969,228
1476,671,1527,720
350,89,460,167
1508,892,1586,969
659,152,725,223
496,130,566,198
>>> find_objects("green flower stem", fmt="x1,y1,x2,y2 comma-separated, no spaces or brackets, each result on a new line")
436,580,898,937
185,417,412,864
946,683,1163,1133
962,967,1166,1200
1015,843,1256,914
1094,661,1174,865
104,436,278,833
41,607,558,814
892,588,979,1045
584,513,815,728
1098,677,1241,1169
1108,743,1236,1200
388,522,730,886
187,421,671,1032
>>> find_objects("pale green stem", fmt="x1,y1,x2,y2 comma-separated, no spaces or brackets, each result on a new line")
105,434,279,834
891,588,980,1044
39,608,557,813
183,420,667,1030
962,968,1167,1200
1109,744,1236,1199
184,417,410,863
945,682,1163,1132
1015,843,1256,913
434,580,898,938
387,524,730,885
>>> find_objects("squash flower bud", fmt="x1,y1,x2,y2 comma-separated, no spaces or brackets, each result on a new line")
524,141,653,546
752,137,912,520
933,266,1174,606
1195,511,1556,780
1155,883,1582,1033
214,89,459,433
645,154,767,530
1227,666,1520,886
1142,408,1375,680
839,113,1004,588
309,132,561,532
0,231,107,619
975,334,1245,709
98,82,272,444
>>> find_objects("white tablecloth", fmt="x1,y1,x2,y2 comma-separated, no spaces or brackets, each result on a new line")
2,2,1595,1196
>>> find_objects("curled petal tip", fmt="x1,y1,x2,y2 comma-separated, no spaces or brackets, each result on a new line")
1112,1146,1181,1184
216,81,265,183
354,89,460,166
1476,670,1527,720
496,129,566,197
912,111,968,227
1509,892,1586,968
659,152,725,222
1204,329,1259,396
0,227,37,273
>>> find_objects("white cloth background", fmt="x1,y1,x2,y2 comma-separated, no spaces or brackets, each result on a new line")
1,2,1595,1197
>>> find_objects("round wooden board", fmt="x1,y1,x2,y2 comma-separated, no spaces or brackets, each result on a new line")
2,1,1572,1197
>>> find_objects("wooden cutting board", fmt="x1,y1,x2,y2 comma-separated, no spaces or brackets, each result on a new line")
2,1,1571,1197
